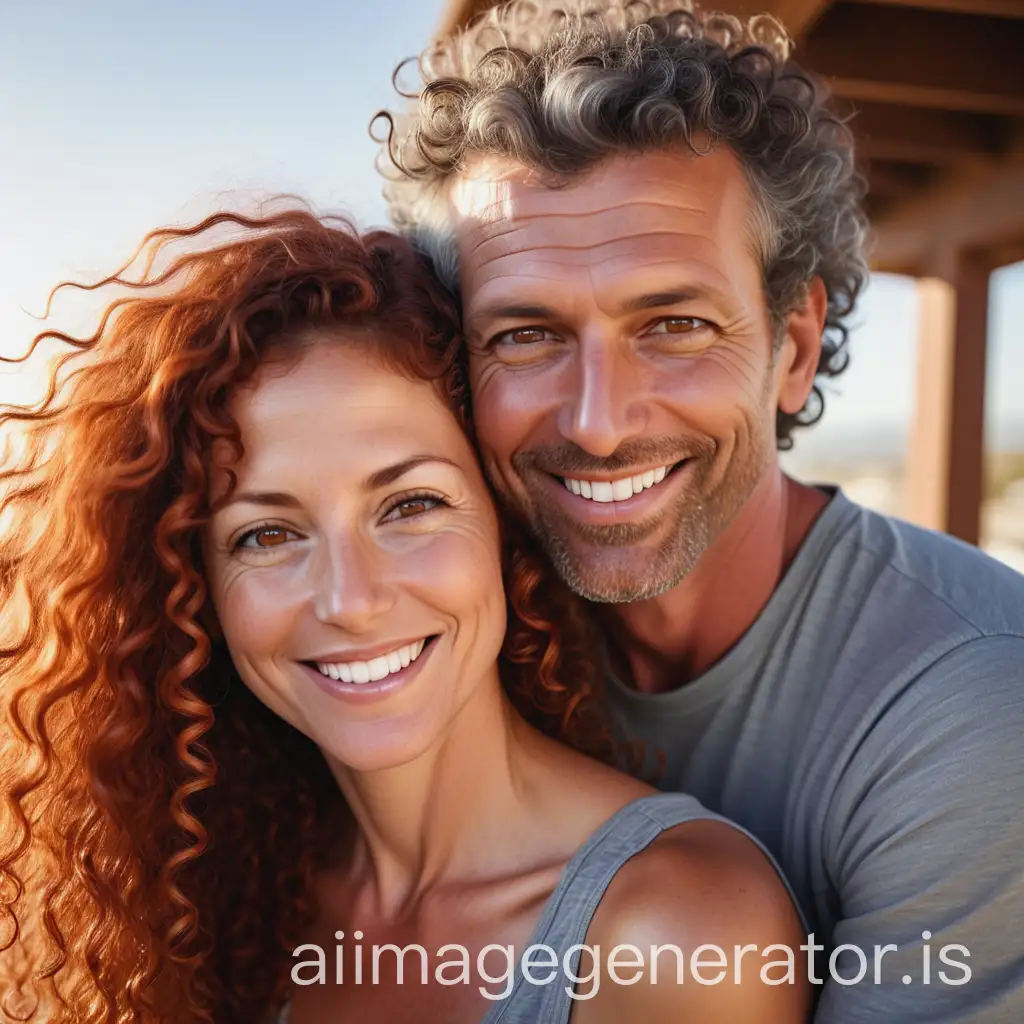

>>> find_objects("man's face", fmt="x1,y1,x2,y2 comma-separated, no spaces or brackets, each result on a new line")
452,149,818,603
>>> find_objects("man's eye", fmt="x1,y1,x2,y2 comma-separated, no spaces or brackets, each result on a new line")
494,327,556,346
648,317,709,335
236,526,295,550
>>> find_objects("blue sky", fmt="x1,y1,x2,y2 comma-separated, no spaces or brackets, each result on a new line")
1,0,1021,455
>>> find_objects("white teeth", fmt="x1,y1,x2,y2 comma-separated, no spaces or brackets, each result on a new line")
562,464,674,504
315,638,427,685
611,477,633,501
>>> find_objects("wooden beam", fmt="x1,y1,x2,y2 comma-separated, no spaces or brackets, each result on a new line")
854,0,1024,18
870,154,1024,274
438,0,837,40
983,238,1024,269
845,101,1007,168
907,278,957,534
829,79,1024,117
864,160,935,200
762,0,833,36
905,254,991,544
800,3,1024,115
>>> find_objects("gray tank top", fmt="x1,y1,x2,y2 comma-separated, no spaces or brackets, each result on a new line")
278,792,798,1023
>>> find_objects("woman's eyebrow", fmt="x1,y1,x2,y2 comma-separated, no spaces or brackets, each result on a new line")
220,456,460,510
365,455,460,490
222,490,302,510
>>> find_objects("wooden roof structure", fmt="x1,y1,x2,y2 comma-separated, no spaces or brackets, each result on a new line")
434,0,1024,545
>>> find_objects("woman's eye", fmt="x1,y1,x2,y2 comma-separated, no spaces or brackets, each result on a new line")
236,526,294,550
383,496,444,523
494,327,556,347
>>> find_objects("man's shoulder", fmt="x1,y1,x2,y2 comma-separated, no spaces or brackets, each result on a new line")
820,494,1024,642
773,494,1024,747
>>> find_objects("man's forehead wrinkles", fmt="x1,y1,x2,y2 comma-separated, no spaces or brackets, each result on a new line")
466,220,520,259
467,268,570,300
465,196,708,240
468,230,723,273
588,252,734,291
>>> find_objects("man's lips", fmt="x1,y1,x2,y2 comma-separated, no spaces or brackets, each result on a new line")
537,459,694,524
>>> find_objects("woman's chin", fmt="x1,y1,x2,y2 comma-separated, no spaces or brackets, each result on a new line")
313,722,442,776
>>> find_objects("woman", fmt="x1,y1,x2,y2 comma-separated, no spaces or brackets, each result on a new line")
0,208,809,1023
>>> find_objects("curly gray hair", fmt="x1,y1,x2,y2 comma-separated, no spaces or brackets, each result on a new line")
374,0,871,445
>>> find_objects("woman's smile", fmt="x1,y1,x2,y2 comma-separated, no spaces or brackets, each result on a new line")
299,634,440,704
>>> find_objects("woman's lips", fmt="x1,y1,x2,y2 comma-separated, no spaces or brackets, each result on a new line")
299,635,438,703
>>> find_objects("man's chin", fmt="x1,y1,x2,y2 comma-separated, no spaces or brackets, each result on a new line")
544,540,687,605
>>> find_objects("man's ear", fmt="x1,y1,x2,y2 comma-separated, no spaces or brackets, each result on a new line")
777,276,827,415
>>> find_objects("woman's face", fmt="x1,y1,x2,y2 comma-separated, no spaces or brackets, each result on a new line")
204,335,507,772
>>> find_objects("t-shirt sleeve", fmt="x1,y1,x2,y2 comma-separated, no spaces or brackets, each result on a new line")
814,633,1024,1024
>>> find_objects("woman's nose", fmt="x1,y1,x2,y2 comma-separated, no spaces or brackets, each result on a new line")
311,533,397,634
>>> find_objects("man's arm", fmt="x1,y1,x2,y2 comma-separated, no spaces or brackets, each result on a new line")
816,633,1024,1023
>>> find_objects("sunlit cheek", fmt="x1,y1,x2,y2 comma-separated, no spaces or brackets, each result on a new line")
658,353,769,435
215,567,306,682
469,365,523,443
469,359,563,493
403,528,506,651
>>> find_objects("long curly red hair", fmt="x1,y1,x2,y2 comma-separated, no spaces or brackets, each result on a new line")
0,207,614,1023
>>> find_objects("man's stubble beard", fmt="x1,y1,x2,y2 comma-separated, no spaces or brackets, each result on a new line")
497,417,775,606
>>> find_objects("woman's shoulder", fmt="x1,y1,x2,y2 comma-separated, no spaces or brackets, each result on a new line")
592,812,803,947
573,809,811,1023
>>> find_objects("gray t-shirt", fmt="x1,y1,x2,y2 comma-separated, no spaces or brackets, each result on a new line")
605,488,1024,1023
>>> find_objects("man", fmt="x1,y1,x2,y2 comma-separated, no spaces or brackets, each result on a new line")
379,2,1024,1020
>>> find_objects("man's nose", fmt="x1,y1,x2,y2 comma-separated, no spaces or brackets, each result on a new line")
557,335,645,458
312,533,396,634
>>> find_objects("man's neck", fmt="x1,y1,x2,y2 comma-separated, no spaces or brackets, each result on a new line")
603,469,830,694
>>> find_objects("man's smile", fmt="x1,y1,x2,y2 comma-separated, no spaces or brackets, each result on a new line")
537,459,696,528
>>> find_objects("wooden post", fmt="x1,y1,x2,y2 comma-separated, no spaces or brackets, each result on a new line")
906,251,991,544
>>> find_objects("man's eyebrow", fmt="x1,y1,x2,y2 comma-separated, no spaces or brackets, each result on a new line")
469,302,557,322
469,286,732,324
620,286,727,314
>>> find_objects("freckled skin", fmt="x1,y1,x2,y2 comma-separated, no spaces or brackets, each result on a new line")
203,338,508,772
454,149,826,613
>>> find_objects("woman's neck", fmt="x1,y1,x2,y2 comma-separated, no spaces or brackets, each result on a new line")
324,674,551,917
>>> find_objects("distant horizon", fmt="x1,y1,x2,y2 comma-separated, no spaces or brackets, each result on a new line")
786,418,1024,463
